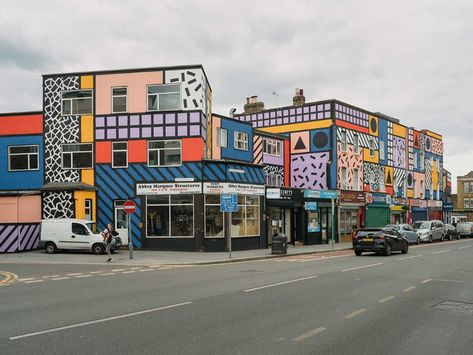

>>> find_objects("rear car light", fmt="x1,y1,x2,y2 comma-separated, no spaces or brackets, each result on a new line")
378,235,385,240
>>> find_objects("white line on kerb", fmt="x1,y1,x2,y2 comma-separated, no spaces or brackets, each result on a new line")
341,263,383,272
397,255,423,261
9,302,192,340
432,249,451,254
244,275,319,292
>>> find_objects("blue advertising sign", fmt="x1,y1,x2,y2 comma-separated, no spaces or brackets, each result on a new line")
305,202,318,210
304,189,339,199
220,194,238,212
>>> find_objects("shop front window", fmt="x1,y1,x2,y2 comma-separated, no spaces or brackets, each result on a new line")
146,195,193,237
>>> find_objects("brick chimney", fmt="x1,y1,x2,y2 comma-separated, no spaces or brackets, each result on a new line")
243,96,265,114
293,88,305,107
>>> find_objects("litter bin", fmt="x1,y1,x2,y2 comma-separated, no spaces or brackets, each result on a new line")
271,234,287,254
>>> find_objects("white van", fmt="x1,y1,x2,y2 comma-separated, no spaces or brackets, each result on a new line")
39,219,121,254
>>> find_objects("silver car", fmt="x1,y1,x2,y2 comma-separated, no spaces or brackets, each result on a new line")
387,224,420,244
412,220,445,243
456,222,473,237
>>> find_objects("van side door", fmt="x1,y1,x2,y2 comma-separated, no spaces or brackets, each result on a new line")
70,222,91,250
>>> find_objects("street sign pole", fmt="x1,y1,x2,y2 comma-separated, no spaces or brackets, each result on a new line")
331,198,335,249
128,213,133,259
227,212,232,259
220,193,237,259
123,200,136,260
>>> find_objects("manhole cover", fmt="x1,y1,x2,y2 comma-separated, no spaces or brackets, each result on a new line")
431,301,473,315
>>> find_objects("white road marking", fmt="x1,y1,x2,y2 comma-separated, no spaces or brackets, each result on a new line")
42,275,60,279
421,279,432,284
138,269,152,272
344,308,367,319
111,269,125,272
100,273,116,276
403,286,416,292
130,267,141,270
378,296,395,303
244,275,319,292
430,279,464,283
51,277,70,281
397,255,423,261
75,275,92,278
67,273,83,276
18,278,36,282
294,327,327,341
458,245,472,250
341,263,383,272
89,271,103,274
23,280,44,284
432,249,451,254
122,271,136,274
9,302,192,340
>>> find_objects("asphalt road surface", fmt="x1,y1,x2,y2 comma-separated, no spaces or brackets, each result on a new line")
1,239,473,355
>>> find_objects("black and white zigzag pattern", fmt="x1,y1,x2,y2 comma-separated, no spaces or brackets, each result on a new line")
408,128,414,171
337,127,378,149
425,157,432,190
394,168,406,188
42,191,75,219
253,136,263,164
419,134,426,172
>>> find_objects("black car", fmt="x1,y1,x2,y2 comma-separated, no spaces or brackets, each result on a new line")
444,224,460,240
353,227,409,256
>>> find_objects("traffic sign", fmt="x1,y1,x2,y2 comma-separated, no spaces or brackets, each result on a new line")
220,194,238,212
123,200,136,214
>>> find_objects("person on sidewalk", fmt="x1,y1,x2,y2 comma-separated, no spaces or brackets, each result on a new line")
102,223,114,262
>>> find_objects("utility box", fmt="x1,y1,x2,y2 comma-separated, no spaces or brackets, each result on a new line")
271,234,288,254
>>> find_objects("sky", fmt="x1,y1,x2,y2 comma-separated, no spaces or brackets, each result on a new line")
0,0,472,192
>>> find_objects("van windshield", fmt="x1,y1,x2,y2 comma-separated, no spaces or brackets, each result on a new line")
86,223,101,234
413,221,430,230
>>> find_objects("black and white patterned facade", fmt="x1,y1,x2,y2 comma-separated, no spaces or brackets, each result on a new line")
42,191,75,219
363,163,386,192
408,128,414,171
387,121,393,165
336,127,378,149
393,168,406,188
424,157,432,191
264,165,284,187
43,76,81,183
419,134,426,172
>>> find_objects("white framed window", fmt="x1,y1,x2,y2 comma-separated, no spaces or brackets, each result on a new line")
61,90,93,115
341,131,347,151
112,142,128,168
353,134,359,154
147,84,181,111
369,138,375,157
112,87,127,113
464,182,473,193
413,151,418,169
380,141,385,160
8,145,39,171
464,198,473,208
353,168,359,190
393,176,398,194
341,167,347,190
205,195,224,238
263,139,281,156
231,195,260,237
234,131,249,151
216,127,227,148
148,140,181,167
62,143,93,169
85,199,92,220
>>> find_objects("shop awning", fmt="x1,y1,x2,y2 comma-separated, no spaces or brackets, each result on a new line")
41,182,97,192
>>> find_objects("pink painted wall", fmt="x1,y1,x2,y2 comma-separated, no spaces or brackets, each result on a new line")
414,172,425,199
0,196,42,223
211,116,221,160
95,71,164,115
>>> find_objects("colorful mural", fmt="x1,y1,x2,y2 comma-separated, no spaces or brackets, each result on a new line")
291,152,330,189
336,142,363,190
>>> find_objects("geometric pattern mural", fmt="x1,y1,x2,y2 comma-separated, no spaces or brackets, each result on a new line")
42,191,75,219
0,224,40,253
337,142,363,190
263,165,285,187
291,152,330,189
336,127,379,149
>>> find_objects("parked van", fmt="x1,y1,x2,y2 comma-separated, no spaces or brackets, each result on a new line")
39,219,121,254
412,220,445,243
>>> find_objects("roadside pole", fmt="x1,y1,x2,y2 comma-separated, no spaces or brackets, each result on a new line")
128,213,133,259
221,194,237,259
331,197,335,249
227,212,232,259
123,200,136,260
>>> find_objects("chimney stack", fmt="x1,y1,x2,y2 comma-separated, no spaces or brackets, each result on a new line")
293,88,305,107
244,95,265,114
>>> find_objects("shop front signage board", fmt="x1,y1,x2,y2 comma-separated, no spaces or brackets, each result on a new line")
304,189,339,199
305,202,318,210
136,182,202,195
339,191,365,203
204,182,265,196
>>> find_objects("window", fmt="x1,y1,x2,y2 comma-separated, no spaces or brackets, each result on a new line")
380,141,385,160
465,182,473,193
231,195,260,237
341,167,347,190
61,90,93,115
62,143,93,169
148,140,181,167
464,198,473,209
72,222,89,236
85,199,92,220
265,171,282,187
147,84,181,111
112,87,127,113
263,139,281,156
8,145,39,171
112,142,128,168
413,179,417,198
393,176,398,194
413,151,418,169
234,131,248,151
205,195,224,238
369,139,375,157
353,134,359,154
341,131,347,151
353,168,359,190
146,195,193,237
216,128,227,148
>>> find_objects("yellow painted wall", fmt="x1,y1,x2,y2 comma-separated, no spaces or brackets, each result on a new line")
259,119,332,133
392,123,407,138
74,191,96,221
81,115,94,142
81,75,94,89
407,189,414,198
385,166,394,186
82,169,94,185
426,130,442,140
363,147,379,163
432,160,438,188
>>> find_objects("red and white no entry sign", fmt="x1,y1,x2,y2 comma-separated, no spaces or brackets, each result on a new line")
123,200,136,214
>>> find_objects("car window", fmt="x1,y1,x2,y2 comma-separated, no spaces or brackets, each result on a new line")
72,223,89,236
86,222,101,234
413,221,430,229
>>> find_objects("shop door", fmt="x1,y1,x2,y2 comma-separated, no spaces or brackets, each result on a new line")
114,201,128,245
320,208,330,244
267,207,282,244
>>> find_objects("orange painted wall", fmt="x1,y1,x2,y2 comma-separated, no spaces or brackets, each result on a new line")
211,116,221,159
0,114,42,135
95,72,163,115
182,137,205,161
0,195,41,223
128,140,147,163
96,141,112,163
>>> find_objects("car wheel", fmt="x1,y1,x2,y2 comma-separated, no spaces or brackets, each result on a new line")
45,242,57,254
457,234,461,240
402,243,408,254
92,243,105,255
429,235,433,243
355,250,363,256
385,244,392,256
416,237,420,245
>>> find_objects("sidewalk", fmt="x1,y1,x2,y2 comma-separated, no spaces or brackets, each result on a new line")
0,242,353,267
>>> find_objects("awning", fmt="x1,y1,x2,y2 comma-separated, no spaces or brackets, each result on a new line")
41,182,97,192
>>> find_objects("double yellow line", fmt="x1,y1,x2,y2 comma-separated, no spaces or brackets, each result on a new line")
0,271,18,286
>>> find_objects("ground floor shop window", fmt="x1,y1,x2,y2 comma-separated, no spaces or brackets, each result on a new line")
205,195,224,237
307,210,320,232
340,209,359,236
146,195,193,237
231,195,260,237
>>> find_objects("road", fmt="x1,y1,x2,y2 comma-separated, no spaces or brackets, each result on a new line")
1,239,472,354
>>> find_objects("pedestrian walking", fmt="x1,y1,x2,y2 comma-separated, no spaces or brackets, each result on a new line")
102,223,114,262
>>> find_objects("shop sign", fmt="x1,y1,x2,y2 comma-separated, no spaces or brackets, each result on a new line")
307,210,321,232
443,202,453,210
220,194,238,212
266,187,300,200
339,191,365,204
427,200,443,208
203,182,265,196
266,188,281,199
391,197,407,205
305,202,318,210
304,189,339,199
366,193,388,205
136,182,202,195
408,199,427,208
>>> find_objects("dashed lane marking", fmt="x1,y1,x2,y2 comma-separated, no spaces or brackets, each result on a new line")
138,269,152,272
378,296,395,303
51,277,70,281
344,308,367,319
100,273,116,276
294,327,327,341
422,279,432,284
130,267,141,270
403,286,416,292
67,273,84,276
17,278,36,282
24,280,44,284
458,245,472,250
244,275,319,292
89,271,103,274
42,275,60,279
112,269,126,272
432,249,451,254
397,255,423,261
75,275,92,278
341,263,383,272
122,271,136,274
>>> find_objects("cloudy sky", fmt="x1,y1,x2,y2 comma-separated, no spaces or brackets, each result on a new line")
1,0,472,191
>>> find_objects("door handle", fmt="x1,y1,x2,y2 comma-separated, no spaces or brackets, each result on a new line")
71,235,76,238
